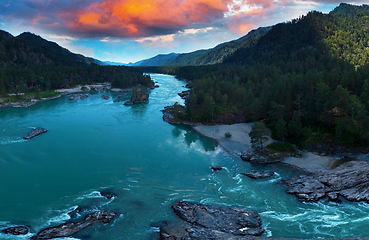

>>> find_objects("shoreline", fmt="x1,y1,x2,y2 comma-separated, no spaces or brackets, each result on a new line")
192,123,345,173
0,83,114,109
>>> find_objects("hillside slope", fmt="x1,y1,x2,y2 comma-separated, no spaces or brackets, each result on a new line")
0,31,99,68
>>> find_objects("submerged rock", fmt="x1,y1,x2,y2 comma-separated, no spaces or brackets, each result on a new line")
283,161,369,202
31,211,116,239
242,171,275,179
101,95,109,100
69,94,88,100
160,201,264,239
124,91,149,105
116,93,128,99
23,128,47,140
2,226,29,235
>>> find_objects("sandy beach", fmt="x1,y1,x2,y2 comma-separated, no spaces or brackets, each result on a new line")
192,123,273,156
193,123,337,173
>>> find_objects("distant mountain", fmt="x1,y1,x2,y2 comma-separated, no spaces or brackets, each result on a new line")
128,52,180,66
129,27,270,67
0,30,100,67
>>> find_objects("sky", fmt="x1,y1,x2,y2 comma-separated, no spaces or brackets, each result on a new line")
1,0,368,64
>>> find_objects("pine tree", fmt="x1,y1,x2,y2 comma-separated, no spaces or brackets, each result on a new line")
249,122,270,149
275,118,288,143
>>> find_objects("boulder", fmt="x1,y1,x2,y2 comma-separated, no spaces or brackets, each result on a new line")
100,191,116,199
31,211,116,239
160,201,264,239
124,92,149,105
242,171,275,179
211,166,223,171
283,161,369,202
2,226,29,235
23,128,47,140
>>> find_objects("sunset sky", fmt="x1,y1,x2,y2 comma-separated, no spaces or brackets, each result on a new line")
1,0,368,64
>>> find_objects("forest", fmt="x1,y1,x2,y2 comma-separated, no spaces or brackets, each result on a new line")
0,31,152,96
169,3,369,148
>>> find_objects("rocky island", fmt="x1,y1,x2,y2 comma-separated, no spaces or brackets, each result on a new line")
159,201,264,239
124,90,149,105
31,210,116,239
23,128,47,140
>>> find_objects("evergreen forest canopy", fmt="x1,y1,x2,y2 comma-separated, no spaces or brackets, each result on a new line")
170,3,369,148
0,31,152,95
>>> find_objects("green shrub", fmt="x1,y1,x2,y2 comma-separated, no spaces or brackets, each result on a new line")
225,132,232,138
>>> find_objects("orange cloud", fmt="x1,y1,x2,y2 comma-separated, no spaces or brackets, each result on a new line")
61,0,236,37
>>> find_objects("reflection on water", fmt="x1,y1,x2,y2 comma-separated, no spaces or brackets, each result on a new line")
172,125,217,152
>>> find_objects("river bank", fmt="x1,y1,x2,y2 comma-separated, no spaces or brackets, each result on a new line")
191,123,347,173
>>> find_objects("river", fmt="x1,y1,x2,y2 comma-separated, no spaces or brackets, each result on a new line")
0,74,368,240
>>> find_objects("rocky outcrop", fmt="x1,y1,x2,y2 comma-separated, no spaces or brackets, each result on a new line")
23,128,47,140
161,105,197,125
241,148,299,165
159,201,264,239
31,211,116,239
2,226,29,235
242,171,275,179
124,91,149,105
147,81,160,89
178,90,190,104
283,161,369,202
69,94,88,100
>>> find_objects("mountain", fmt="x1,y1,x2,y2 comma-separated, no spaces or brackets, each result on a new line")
128,52,180,66
0,31,100,67
129,27,270,67
170,3,369,147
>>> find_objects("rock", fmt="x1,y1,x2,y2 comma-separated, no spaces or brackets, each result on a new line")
101,95,109,100
23,128,47,140
124,91,149,105
68,206,85,218
116,93,128,99
160,201,264,239
100,191,116,199
283,161,369,202
31,211,116,239
211,166,223,171
69,94,88,100
241,149,291,165
185,82,194,88
242,171,275,179
2,226,29,235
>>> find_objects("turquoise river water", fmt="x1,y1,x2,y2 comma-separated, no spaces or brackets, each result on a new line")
0,74,369,240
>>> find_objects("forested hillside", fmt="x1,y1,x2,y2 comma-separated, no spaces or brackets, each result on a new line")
173,3,369,148
0,31,152,95
129,27,270,67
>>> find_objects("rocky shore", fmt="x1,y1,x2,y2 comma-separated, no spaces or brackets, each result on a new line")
283,161,369,202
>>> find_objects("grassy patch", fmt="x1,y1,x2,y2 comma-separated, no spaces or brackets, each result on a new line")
267,142,297,153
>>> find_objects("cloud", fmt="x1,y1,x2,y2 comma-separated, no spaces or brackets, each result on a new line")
1,0,368,42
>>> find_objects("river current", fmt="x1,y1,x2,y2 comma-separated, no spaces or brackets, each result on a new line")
0,74,369,240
